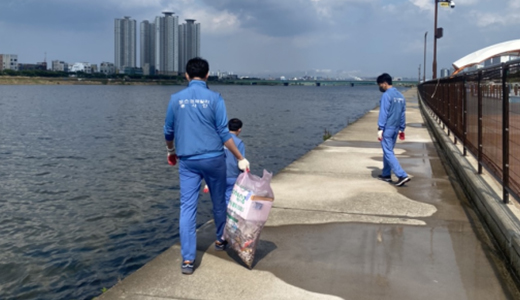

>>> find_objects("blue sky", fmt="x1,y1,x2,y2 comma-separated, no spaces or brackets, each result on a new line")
0,0,518,78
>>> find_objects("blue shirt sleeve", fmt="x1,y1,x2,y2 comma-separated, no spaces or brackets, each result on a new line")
400,101,406,131
164,98,175,141
238,141,245,157
378,93,390,130
215,95,232,143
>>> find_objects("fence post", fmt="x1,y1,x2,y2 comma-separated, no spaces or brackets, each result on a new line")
454,83,459,145
478,71,483,174
442,84,446,130
502,64,510,204
444,83,451,137
463,75,467,156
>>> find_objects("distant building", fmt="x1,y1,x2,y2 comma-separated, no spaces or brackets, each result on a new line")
218,71,235,79
69,62,92,74
122,67,143,75
140,20,155,70
154,12,179,75
0,54,19,71
18,62,47,71
114,16,137,72
452,40,520,75
91,64,98,73
179,19,200,73
484,55,519,67
100,62,116,75
440,68,451,78
466,64,485,72
142,63,155,76
52,60,69,72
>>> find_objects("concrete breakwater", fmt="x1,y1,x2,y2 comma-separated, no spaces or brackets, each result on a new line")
98,87,520,300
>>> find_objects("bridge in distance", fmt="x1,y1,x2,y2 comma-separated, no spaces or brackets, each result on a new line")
220,79,418,87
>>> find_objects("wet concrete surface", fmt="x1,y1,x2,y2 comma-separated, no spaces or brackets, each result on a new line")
257,223,517,300
99,88,520,300
262,98,519,299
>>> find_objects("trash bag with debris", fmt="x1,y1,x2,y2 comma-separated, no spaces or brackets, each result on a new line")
223,170,275,268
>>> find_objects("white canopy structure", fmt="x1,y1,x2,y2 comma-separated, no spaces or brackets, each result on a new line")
452,39,520,75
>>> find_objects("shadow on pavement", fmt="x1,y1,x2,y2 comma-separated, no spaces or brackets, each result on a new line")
194,222,277,270
225,239,278,269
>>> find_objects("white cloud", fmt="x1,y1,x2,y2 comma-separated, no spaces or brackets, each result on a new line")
467,3,520,28
455,0,479,5
409,0,433,11
114,0,163,8
311,0,376,18
468,10,504,27
509,0,520,9
410,0,479,12
177,7,241,35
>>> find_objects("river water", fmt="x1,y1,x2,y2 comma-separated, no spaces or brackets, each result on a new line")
0,84,393,299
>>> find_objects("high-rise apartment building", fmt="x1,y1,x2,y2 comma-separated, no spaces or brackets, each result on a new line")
52,60,69,72
0,54,19,71
440,68,451,78
179,19,200,73
114,16,136,71
140,20,155,69
100,62,116,75
154,12,179,75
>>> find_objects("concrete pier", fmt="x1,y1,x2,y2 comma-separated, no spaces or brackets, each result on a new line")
98,88,520,300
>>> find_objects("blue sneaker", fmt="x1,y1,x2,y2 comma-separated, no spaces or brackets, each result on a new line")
181,261,194,275
395,176,411,187
215,240,228,251
378,175,392,182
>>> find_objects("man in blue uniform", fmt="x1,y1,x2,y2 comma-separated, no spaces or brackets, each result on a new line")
376,73,410,187
164,58,250,275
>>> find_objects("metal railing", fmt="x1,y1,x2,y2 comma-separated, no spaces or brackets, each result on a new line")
418,60,520,203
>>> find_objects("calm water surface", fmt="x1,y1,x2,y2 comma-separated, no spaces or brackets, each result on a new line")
0,84,396,299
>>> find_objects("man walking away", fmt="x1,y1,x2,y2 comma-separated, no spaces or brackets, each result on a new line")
376,73,410,187
164,58,250,275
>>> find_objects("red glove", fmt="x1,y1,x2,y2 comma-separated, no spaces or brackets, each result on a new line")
167,146,177,166
399,132,405,141
167,154,178,166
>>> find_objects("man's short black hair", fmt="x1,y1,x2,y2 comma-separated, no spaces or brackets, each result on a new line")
186,57,209,79
228,118,243,131
377,73,392,85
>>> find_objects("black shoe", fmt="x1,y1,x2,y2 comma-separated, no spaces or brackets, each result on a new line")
395,176,411,187
378,175,392,182
215,240,228,251
181,261,194,275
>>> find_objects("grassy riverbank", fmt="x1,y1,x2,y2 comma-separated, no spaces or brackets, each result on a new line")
0,76,184,86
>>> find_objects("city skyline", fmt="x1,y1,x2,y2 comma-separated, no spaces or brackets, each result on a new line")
139,13,201,75
0,1,519,78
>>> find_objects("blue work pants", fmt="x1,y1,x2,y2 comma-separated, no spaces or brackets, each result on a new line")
381,128,408,178
178,155,227,262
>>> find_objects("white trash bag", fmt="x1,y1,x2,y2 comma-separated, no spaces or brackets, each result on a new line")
223,170,275,268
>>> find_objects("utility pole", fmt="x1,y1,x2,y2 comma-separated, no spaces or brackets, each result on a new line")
433,0,455,79
433,0,438,79
423,32,428,82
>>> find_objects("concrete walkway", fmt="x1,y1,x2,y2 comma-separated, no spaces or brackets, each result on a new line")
98,88,519,300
